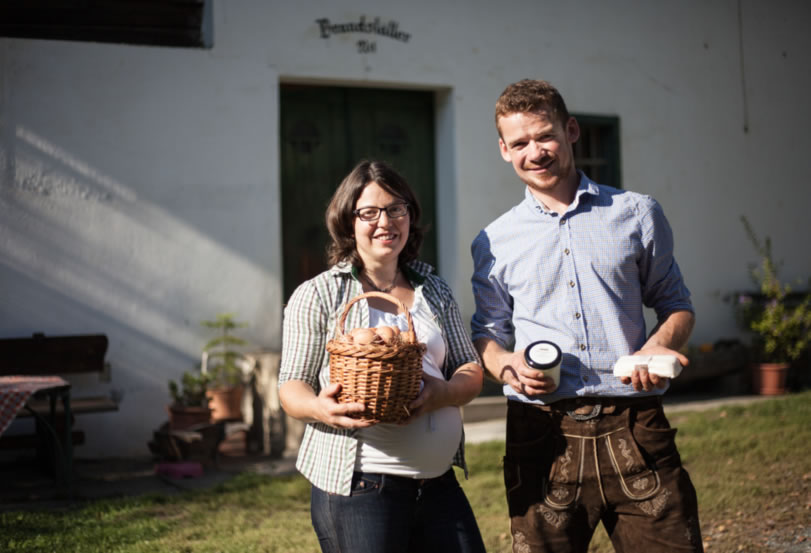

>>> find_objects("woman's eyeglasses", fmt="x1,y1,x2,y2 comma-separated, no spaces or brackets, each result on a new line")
353,203,409,222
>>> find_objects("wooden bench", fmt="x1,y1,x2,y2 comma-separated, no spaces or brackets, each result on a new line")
0,333,118,488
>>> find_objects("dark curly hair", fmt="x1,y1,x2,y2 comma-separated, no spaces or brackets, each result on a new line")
325,160,424,270
495,79,571,136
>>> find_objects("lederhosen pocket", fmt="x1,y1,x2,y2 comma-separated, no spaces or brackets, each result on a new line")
604,426,661,500
503,403,555,517
603,407,675,501
543,431,583,509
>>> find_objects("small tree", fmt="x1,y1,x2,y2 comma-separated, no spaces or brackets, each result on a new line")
168,371,211,407
201,313,249,388
738,216,811,363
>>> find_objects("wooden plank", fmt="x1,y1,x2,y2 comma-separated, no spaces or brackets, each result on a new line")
0,430,85,450
15,396,119,418
0,334,108,376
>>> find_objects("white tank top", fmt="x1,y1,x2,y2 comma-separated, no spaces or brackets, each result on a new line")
355,289,463,478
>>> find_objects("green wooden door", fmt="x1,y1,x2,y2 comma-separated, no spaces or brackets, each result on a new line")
280,86,436,301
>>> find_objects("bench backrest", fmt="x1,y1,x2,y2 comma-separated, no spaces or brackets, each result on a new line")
0,333,108,376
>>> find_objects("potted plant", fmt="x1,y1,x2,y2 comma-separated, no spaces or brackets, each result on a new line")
201,313,251,421
167,370,212,430
736,216,811,394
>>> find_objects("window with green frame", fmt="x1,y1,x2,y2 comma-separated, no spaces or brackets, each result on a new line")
0,0,212,48
572,114,621,189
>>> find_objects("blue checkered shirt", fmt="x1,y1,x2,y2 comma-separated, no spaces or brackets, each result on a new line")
471,172,693,404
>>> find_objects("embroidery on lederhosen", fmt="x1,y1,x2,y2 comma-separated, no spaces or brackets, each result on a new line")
544,437,583,508
618,438,638,471
537,504,571,529
550,445,573,501
637,488,672,517
684,515,702,548
512,530,532,553
605,431,660,500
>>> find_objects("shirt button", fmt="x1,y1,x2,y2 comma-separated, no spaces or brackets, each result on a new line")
580,344,586,351
575,312,581,319
564,248,570,255
569,281,575,287
560,219,565,225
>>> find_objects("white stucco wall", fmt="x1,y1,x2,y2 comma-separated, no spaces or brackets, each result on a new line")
1,0,809,457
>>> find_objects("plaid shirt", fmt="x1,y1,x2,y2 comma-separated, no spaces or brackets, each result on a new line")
471,172,693,404
280,260,481,495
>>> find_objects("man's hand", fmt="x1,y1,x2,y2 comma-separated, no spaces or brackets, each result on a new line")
500,349,558,397
620,345,689,392
475,338,557,397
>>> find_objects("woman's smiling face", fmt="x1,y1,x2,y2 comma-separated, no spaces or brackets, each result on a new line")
353,181,410,267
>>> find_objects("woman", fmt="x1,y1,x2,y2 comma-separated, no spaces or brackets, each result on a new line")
279,160,486,553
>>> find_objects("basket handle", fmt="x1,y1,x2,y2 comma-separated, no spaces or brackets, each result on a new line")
336,291,417,344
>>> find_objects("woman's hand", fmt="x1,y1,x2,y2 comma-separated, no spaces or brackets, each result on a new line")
279,380,374,430
402,362,484,423
313,383,375,429
403,373,450,421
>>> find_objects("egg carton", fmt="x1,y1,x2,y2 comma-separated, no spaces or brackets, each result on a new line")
612,355,682,378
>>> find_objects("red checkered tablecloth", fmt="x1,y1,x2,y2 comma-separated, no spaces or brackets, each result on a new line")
0,376,70,437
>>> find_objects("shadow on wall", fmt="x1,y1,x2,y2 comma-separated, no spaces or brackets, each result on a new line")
0,124,281,456
2,123,279,343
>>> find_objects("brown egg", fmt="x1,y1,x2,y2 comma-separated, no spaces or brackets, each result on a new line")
376,326,396,345
350,328,377,345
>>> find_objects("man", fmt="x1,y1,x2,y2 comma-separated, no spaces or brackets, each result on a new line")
471,79,703,552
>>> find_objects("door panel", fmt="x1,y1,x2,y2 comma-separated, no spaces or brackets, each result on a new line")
280,86,436,302
346,89,437,268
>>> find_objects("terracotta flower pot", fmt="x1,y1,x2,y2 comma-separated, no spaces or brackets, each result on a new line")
751,362,789,396
206,386,244,422
167,405,212,430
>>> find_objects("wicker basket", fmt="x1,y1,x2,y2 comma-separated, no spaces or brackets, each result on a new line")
326,291,425,423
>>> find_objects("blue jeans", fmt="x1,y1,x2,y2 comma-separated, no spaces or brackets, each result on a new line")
310,468,486,553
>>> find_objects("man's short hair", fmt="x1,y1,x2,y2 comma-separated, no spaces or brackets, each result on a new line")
495,79,571,135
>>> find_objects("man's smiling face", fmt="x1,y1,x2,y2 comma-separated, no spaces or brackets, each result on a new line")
498,110,580,197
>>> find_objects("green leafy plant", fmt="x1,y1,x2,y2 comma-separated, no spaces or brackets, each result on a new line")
201,313,249,388
168,371,211,408
737,216,811,363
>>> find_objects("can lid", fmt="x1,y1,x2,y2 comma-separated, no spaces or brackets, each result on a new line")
524,341,562,370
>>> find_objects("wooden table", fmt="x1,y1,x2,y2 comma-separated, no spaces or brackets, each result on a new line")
0,375,74,492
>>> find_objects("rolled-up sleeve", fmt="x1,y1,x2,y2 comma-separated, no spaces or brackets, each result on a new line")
638,199,693,319
438,280,482,373
470,229,515,348
279,281,328,392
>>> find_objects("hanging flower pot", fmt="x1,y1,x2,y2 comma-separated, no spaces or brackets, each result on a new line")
751,362,789,396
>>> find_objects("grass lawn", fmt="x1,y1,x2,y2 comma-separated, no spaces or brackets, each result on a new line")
2,391,809,552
